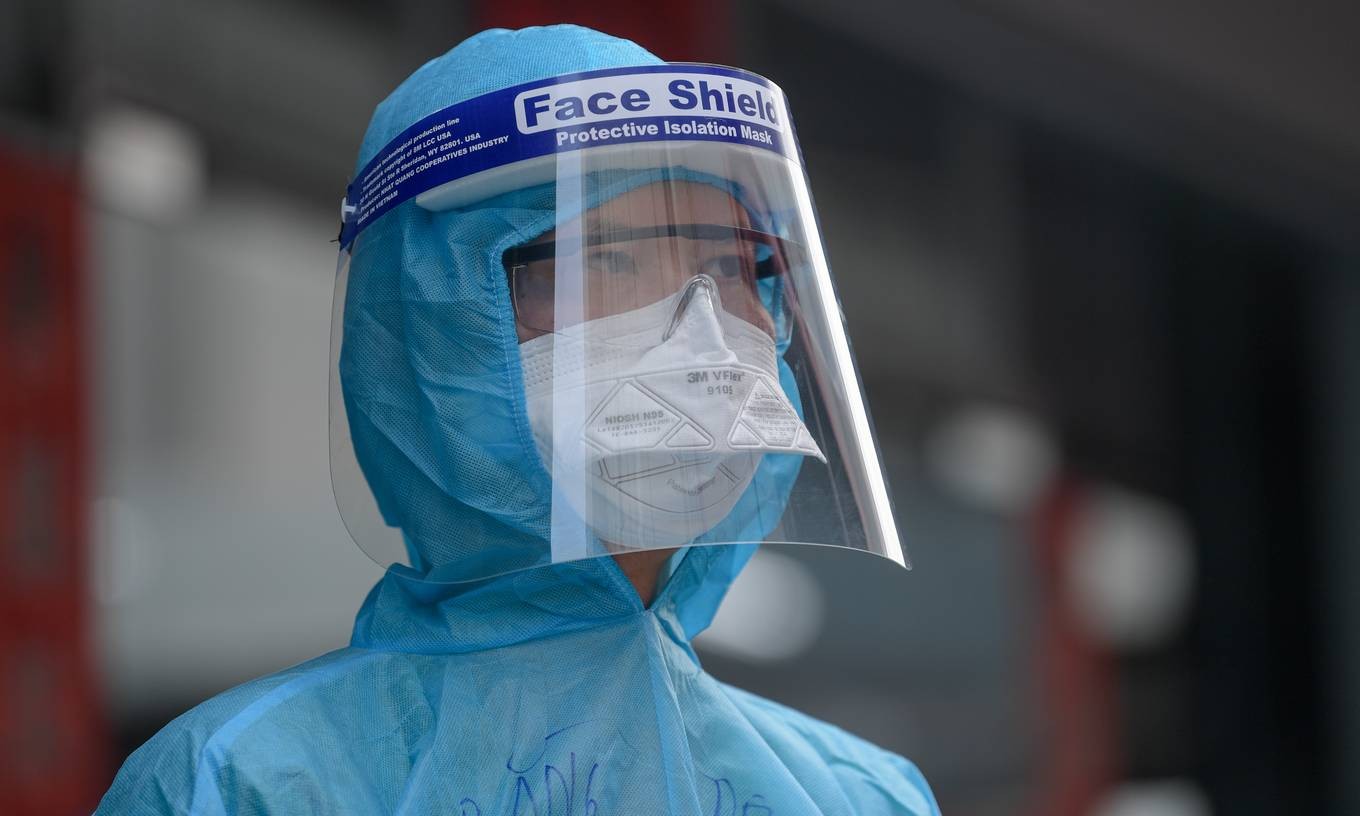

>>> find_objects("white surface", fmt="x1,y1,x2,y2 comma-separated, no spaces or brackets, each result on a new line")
925,403,1059,515
88,186,382,715
84,105,206,224
696,548,825,662
1066,486,1196,650
1093,778,1213,816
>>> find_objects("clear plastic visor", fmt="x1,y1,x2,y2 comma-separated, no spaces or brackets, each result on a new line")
330,138,907,583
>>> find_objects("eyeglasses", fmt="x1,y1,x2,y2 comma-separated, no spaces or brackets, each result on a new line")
502,223,803,336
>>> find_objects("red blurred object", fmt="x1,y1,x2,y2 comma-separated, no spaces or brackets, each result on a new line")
1028,478,1119,816
471,0,733,64
0,141,109,815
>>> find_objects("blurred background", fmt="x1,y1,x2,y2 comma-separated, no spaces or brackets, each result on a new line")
2,1,1358,814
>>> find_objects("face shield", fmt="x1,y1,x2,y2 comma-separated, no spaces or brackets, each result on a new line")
331,64,906,583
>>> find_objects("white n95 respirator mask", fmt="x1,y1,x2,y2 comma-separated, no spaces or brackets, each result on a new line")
519,274,825,550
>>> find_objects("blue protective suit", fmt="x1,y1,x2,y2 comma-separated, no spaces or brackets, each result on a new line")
96,26,940,815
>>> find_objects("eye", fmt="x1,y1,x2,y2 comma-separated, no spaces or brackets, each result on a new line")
702,254,751,281
586,250,636,277
516,265,554,298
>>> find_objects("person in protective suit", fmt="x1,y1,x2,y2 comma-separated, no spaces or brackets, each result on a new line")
96,25,940,815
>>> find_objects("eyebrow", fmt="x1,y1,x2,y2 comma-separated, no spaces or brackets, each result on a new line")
585,214,745,237
505,225,791,275
584,213,635,236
